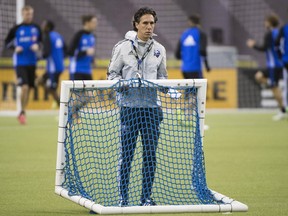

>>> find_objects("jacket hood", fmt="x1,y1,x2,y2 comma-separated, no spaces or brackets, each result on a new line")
125,31,137,41
124,31,157,41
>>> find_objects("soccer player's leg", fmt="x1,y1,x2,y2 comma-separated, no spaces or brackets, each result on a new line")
284,64,288,111
45,72,61,107
118,107,139,206
254,70,268,88
35,71,48,87
139,107,163,206
269,68,287,120
16,66,35,124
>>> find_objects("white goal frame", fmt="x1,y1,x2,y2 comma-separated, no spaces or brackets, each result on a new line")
55,79,248,214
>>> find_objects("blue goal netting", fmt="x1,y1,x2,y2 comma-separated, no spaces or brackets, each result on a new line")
63,79,216,207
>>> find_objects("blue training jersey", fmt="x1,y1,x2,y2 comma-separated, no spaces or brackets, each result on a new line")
45,31,65,74
69,30,96,75
180,27,202,73
266,28,282,69
281,24,288,64
5,23,41,66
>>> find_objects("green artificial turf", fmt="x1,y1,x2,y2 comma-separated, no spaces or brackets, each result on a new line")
0,112,287,216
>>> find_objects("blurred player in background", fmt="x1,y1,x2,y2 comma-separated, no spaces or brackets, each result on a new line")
68,15,97,120
175,14,210,80
4,5,41,124
36,20,66,107
68,15,97,81
276,13,288,112
247,14,287,121
175,14,210,128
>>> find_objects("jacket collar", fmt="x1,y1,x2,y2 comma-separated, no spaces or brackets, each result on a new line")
125,31,156,48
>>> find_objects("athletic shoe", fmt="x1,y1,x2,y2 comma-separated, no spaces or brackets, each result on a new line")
89,210,96,214
139,198,157,206
18,113,26,125
119,200,129,207
272,112,287,121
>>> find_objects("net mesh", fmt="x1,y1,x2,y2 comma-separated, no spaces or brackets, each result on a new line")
63,79,216,207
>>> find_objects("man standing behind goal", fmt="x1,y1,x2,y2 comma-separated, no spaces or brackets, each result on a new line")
108,7,177,207
5,5,41,124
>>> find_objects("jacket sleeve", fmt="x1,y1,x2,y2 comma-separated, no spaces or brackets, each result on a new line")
200,31,211,71
35,24,42,43
275,27,284,46
200,31,208,57
42,33,51,58
107,43,124,80
68,31,86,58
253,32,271,52
175,39,181,59
157,47,168,79
4,25,17,49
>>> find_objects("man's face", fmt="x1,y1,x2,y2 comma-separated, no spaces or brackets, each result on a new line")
135,14,155,41
88,17,98,32
22,9,34,24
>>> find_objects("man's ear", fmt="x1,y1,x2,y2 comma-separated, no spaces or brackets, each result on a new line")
135,22,139,30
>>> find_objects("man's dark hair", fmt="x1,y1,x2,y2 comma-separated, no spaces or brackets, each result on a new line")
22,5,33,12
188,14,200,25
132,7,158,31
44,20,55,31
82,15,96,25
265,14,279,27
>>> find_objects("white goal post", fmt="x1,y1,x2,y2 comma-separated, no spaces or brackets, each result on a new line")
55,79,248,214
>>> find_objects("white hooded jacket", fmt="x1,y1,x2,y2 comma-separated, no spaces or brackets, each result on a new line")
107,31,168,108
107,31,168,80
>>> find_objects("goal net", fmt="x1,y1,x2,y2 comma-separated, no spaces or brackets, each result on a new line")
55,78,248,214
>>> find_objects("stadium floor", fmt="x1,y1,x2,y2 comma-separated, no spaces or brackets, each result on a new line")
0,110,287,216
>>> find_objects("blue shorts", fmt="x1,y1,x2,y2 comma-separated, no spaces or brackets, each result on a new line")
263,68,283,87
16,66,36,87
70,73,92,81
182,71,203,79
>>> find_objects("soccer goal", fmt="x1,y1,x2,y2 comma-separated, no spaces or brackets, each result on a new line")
55,78,248,214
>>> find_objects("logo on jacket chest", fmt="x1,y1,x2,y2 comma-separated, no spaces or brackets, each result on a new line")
154,49,160,58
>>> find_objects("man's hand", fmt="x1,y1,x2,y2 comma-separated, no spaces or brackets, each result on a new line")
246,39,256,48
15,46,23,53
117,84,129,94
30,44,39,52
86,48,95,56
116,80,129,94
167,88,182,99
